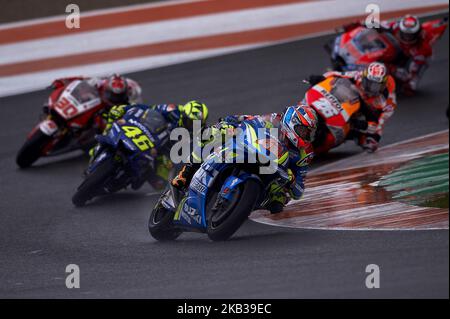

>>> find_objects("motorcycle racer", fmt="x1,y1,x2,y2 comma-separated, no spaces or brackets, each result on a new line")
309,62,397,152
92,101,209,189
382,15,448,94
49,73,143,109
103,100,209,132
171,105,318,214
340,15,448,94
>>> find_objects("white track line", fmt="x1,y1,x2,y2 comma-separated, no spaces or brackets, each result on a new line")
0,44,264,97
250,216,449,231
0,0,207,30
0,7,447,98
252,130,449,231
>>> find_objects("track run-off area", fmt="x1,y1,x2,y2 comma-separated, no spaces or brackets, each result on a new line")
252,130,449,231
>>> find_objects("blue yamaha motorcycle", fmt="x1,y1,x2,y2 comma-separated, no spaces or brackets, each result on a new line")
148,120,291,241
72,108,170,207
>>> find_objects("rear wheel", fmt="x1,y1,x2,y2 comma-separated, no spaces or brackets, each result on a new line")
72,157,117,207
16,130,53,168
207,179,262,241
148,199,182,241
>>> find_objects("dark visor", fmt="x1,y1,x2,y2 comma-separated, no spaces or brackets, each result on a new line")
400,32,419,43
294,124,312,142
362,77,386,95
105,90,128,105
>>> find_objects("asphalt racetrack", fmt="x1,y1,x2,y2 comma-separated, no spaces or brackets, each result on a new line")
0,25,448,298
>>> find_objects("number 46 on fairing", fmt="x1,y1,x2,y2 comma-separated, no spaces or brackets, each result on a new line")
122,125,154,151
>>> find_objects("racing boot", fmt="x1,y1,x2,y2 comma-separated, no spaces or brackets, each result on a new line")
267,200,285,214
171,163,200,190
265,183,288,214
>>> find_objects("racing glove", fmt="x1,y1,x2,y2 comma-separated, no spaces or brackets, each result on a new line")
215,121,235,136
361,134,380,153
287,168,296,185
267,183,289,214
366,121,378,135
108,105,127,120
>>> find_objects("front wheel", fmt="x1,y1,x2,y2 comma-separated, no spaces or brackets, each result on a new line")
72,157,117,207
207,179,262,241
148,200,182,241
16,130,53,168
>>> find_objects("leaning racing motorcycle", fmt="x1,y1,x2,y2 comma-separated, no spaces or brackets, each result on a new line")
148,120,291,241
72,108,172,207
16,79,106,168
325,17,448,90
302,75,363,155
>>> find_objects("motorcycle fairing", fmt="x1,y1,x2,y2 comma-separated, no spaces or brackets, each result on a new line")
173,160,223,229
90,118,155,177
333,27,401,71
305,77,360,147
171,120,286,230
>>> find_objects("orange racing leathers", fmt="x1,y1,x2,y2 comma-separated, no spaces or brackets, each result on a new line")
322,70,397,151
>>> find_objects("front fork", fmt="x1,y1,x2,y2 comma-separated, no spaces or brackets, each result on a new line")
212,167,241,213
38,117,59,136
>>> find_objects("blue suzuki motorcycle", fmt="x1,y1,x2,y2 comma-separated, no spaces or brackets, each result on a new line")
148,120,291,241
72,108,170,207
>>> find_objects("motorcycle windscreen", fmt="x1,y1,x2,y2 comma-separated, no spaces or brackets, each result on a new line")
361,77,386,96
330,78,360,105
140,109,168,134
352,29,387,55
53,80,101,120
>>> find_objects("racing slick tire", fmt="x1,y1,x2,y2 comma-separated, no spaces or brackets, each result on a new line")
16,130,53,168
72,157,116,207
148,197,182,241
207,179,262,241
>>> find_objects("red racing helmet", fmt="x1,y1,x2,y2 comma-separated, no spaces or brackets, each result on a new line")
103,74,130,106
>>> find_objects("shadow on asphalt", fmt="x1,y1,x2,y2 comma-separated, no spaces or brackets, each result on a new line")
76,192,152,209
146,218,322,246
14,152,88,171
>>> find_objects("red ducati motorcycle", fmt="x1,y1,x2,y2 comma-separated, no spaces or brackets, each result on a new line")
326,17,448,90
